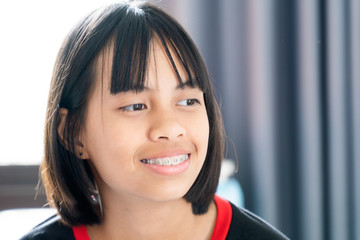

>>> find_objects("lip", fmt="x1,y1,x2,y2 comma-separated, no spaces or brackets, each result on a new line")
140,154,191,176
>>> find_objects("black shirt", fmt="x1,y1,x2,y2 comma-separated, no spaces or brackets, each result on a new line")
21,196,289,240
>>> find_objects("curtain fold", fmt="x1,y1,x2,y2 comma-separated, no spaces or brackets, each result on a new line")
326,1,350,239
245,0,279,227
350,2,360,240
296,0,323,239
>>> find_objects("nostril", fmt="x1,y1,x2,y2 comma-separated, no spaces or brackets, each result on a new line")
149,118,186,142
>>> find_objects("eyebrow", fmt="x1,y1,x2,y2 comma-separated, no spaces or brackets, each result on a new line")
176,80,198,90
131,80,198,93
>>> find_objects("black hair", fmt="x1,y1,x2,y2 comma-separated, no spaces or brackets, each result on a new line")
42,1,224,226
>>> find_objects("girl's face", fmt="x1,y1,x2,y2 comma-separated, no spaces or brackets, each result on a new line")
81,41,210,204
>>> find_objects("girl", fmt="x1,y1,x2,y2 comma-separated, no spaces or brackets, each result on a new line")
21,1,288,239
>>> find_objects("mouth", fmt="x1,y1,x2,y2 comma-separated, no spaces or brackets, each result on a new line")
140,154,189,166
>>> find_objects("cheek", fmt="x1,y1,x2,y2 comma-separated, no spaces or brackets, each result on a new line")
84,117,134,164
86,126,142,186
188,110,210,156
201,119,210,154
98,121,145,159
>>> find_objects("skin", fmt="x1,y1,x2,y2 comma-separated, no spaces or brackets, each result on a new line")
61,40,217,239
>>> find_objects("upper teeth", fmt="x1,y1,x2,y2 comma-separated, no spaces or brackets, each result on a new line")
141,154,189,166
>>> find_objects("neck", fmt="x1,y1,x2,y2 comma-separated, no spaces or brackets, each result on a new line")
87,193,216,240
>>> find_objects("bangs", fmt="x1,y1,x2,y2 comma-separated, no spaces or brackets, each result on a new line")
109,5,208,94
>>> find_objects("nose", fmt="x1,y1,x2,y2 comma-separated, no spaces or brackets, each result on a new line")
148,110,186,142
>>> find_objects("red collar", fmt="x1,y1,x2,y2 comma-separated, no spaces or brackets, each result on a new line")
211,195,232,240
73,195,232,240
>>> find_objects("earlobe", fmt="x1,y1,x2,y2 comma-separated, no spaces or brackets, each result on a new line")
57,108,90,159
78,132,90,160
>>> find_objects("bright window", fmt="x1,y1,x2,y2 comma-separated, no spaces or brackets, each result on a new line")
0,0,117,165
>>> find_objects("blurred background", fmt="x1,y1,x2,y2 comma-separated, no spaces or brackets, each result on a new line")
0,0,359,239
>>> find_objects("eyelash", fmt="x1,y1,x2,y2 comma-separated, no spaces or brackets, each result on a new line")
120,99,200,112
120,103,147,112
177,98,201,106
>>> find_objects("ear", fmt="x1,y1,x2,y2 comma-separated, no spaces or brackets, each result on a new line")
57,108,68,146
58,108,90,159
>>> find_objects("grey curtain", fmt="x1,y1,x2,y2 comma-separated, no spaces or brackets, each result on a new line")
160,0,360,239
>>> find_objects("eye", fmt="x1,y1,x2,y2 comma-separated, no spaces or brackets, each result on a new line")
120,103,147,112
177,99,201,106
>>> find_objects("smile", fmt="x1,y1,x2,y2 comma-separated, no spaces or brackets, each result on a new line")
140,154,189,166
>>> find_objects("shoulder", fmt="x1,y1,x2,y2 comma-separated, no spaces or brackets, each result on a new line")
227,202,289,240
20,214,75,240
